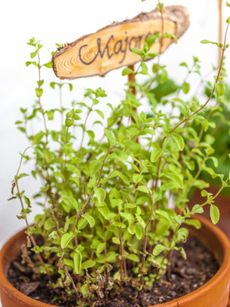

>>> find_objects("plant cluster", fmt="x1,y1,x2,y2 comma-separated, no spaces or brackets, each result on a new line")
10,11,230,306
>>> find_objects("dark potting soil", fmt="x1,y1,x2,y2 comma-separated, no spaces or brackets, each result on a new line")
8,237,219,307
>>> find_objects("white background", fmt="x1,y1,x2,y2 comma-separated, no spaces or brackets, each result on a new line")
0,0,229,247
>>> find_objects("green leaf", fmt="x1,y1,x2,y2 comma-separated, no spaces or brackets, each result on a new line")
60,191,80,212
126,253,139,262
155,217,169,236
95,187,106,202
140,62,148,74
44,218,55,230
210,205,220,224
171,133,184,151
80,284,89,297
185,219,201,229
15,173,29,180
192,204,204,214
200,39,218,45
96,242,106,256
122,67,134,76
64,258,73,269
120,212,134,225
98,206,114,220
215,83,225,96
83,213,95,228
160,70,168,84
82,259,96,270
157,2,164,12
132,174,143,183
145,33,159,48
131,48,145,57
95,109,105,119
108,170,129,184
105,251,118,262
78,218,88,230
134,223,144,240
37,80,44,87
176,227,189,242
137,185,149,194
46,110,55,120
163,169,183,189
226,16,230,24
35,88,43,98
69,83,73,91
156,209,172,222
73,250,82,274
95,87,107,98
151,144,162,162
104,129,116,145
43,61,53,68
153,244,166,256
61,233,74,249
182,82,190,94
112,237,120,245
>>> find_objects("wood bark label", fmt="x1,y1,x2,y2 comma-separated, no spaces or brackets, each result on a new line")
53,6,189,79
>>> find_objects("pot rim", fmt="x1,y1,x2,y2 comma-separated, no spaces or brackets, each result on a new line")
0,216,230,307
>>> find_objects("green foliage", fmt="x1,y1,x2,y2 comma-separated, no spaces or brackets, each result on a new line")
10,24,230,305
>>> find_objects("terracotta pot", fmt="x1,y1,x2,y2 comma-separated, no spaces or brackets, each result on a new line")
0,216,230,307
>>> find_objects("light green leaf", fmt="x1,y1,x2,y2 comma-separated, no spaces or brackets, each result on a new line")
122,67,134,76
153,244,166,256
95,187,106,202
83,213,95,228
82,259,96,270
192,204,204,214
182,82,190,94
35,87,43,98
95,109,105,119
185,219,201,229
73,250,82,274
137,185,149,194
61,233,74,249
171,133,184,151
96,242,106,256
176,227,189,242
132,174,143,183
210,205,220,224
126,253,139,262
215,83,225,96
151,144,162,162
112,237,120,245
134,223,144,240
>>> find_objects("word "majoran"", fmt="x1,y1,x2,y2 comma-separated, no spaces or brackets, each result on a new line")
78,32,157,65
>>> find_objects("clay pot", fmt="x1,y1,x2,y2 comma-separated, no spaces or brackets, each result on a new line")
0,216,230,307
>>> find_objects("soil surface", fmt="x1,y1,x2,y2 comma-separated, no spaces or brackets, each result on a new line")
8,237,219,307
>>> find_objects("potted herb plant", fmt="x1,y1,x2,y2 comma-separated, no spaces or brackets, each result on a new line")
0,4,230,307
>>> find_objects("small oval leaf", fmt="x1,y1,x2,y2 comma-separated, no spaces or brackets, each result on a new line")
210,205,220,224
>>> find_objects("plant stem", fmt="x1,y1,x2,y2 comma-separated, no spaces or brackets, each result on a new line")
218,0,223,66
169,23,229,135
59,84,64,127
37,53,48,144
15,180,45,266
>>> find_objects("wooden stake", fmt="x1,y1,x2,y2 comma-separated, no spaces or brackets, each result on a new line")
128,64,136,96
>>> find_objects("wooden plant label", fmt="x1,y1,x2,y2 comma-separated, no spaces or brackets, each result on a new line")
53,6,189,79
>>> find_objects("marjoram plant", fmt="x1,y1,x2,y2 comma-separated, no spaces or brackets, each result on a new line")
10,13,230,306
